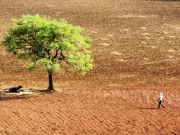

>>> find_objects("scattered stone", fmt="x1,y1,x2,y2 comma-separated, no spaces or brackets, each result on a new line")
100,43,110,46
141,33,150,36
167,49,175,52
110,51,122,56
150,46,156,49
140,27,147,30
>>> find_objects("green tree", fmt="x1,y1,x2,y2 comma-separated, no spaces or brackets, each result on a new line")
1,14,93,90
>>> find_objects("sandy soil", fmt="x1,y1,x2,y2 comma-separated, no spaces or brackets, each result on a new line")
0,0,180,134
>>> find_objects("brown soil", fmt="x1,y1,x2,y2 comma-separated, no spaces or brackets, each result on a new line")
0,0,180,134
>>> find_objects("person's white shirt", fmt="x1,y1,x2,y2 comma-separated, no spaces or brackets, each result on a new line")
159,93,163,101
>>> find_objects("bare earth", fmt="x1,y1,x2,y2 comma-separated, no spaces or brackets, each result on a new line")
0,0,180,135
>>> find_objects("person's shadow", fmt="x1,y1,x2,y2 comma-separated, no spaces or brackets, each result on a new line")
139,107,158,110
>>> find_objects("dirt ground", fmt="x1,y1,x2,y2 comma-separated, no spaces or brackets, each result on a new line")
0,0,180,134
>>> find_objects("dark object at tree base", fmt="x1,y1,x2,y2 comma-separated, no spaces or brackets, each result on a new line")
9,86,23,92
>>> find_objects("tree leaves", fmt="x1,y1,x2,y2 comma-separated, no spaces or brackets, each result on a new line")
1,14,94,75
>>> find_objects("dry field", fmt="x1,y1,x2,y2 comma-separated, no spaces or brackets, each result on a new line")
0,0,180,134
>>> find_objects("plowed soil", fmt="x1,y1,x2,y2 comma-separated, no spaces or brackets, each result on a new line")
0,0,180,135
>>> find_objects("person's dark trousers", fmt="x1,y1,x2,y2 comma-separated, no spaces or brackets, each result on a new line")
158,100,165,108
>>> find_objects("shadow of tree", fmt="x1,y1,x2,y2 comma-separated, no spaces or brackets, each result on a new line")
0,88,55,101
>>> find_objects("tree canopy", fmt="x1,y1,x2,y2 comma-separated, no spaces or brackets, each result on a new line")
1,14,93,90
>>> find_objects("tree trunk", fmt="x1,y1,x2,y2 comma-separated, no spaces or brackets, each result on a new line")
47,70,54,90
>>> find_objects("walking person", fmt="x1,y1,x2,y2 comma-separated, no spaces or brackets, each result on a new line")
157,92,165,108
